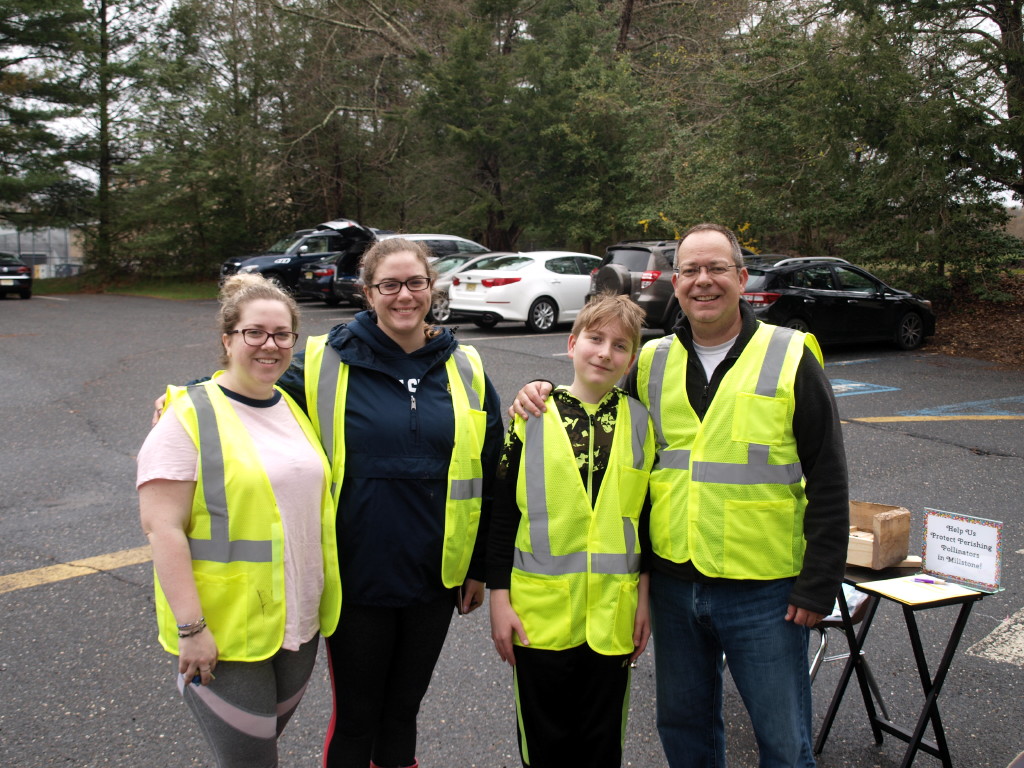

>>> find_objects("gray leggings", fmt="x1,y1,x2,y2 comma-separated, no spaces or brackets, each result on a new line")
177,635,319,768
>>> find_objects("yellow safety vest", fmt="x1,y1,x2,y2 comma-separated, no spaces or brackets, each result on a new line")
154,378,341,661
636,323,823,580
303,336,487,588
510,391,654,655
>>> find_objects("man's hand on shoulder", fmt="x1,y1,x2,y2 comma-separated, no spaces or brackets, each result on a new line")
508,381,553,420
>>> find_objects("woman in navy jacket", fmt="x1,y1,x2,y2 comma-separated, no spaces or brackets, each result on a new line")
277,237,503,768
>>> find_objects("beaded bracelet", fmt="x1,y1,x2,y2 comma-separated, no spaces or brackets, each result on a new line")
177,617,207,638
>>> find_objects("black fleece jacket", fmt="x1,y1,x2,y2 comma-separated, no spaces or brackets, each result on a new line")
621,302,850,615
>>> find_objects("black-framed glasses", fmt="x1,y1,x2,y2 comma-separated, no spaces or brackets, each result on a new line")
371,277,432,295
674,264,740,279
227,328,299,348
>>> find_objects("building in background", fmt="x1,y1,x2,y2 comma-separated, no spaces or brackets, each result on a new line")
0,227,84,278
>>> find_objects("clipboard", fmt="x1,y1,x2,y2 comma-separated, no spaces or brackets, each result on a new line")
856,575,979,606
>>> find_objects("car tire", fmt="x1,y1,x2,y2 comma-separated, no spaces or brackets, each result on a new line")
324,295,340,306
663,301,683,334
263,273,286,290
19,288,31,299
784,317,811,333
428,293,451,324
894,312,925,350
473,315,499,329
526,297,558,333
593,264,631,295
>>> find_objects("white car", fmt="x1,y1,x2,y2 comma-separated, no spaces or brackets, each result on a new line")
448,251,603,332
428,252,510,323
375,232,489,261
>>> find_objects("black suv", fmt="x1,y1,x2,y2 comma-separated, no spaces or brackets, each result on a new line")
743,257,936,349
588,240,682,333
221,220,375,292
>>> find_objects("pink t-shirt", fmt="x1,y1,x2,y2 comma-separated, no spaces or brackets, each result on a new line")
137,391,327,651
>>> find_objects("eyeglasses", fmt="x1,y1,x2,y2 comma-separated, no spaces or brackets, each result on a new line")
674,264,740,279
227,329,299,348
371,277,433,295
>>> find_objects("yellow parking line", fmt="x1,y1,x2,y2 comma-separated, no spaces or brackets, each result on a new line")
0,546,152,595
848,415,1024,423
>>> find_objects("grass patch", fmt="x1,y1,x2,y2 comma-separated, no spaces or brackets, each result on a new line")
36,276,220,300
106,279,220,300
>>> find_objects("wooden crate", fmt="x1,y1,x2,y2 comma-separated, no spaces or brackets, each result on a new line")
846,501,911,569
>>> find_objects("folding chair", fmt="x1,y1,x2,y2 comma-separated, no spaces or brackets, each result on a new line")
810,584,890,721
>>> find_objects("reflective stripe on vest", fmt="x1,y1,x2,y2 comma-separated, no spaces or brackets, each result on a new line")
448,347,483,501
513,396,650,577
188,385,273,563
647,327,806,485
647,336,691,472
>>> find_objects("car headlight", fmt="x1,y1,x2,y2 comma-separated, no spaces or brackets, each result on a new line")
239,264,259,273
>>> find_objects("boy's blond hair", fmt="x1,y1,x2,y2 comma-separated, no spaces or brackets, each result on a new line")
571,293,645,355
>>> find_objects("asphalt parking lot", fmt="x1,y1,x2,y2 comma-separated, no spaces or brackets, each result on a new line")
1,295,1021,767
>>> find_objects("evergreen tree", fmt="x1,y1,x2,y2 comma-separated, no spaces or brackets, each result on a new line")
0,0,91,226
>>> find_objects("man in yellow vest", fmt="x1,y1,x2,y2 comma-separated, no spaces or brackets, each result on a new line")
513,224,849,768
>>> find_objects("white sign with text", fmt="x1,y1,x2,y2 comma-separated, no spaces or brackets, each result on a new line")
923,508,1002,592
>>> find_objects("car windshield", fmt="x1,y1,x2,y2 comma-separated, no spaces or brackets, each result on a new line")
0,255,23,266
476,256,533,271
266,234,306,254
744,269,771,291
433,254,473,275
463,254,524,271
606,248,653,271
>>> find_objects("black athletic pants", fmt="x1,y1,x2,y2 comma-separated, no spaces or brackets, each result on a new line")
323,597,453,768
512,643,632,768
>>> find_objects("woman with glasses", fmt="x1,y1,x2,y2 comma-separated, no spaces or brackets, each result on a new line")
281,236,503,768
137,273,341,768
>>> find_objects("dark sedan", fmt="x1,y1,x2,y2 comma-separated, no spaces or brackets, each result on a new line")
0,253,33,299
742,257,936,350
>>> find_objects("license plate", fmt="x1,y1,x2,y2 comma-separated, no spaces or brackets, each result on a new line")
0,280,12,286
466,283,476,292
304,272,313,279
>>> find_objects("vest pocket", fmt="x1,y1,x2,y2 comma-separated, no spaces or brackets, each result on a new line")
510,571,572,650
589,576,638,655
732,392,787,445
465,407,486,444
721,498,799,578
193,570,249,654
650,476,687,561
616,466,649,522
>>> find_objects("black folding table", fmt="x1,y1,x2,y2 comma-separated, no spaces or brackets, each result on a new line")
814,572,984,768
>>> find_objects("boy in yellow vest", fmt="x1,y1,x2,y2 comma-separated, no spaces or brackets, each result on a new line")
487,293,656,768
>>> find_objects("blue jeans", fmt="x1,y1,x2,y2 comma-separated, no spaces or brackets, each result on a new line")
650,572,816,768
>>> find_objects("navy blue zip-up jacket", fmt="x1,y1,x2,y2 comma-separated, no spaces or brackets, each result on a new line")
277,311,504,607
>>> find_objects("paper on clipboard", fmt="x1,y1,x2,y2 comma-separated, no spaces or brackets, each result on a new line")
857,575,978,606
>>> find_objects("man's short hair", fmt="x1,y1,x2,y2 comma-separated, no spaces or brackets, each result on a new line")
678,223,744,267
572,293,646,355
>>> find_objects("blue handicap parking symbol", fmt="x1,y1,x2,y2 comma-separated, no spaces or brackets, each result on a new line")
900,396,1024,417
829,379,901,398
